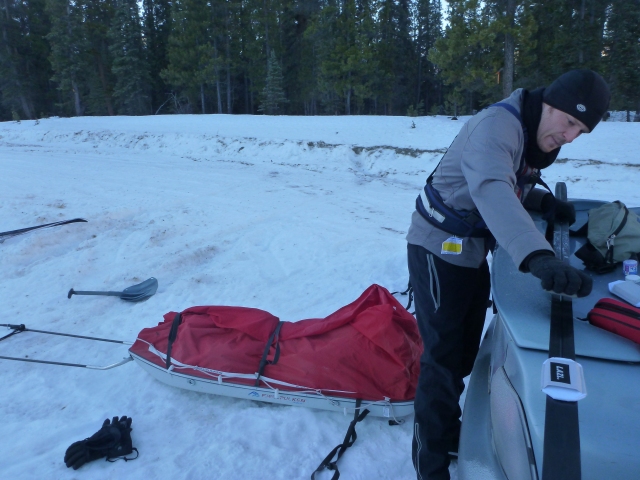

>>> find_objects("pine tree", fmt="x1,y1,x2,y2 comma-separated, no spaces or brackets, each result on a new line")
526,0,608,86
161,0,217,113
235,0,280,114
276,0,319,115
26,0,56,117
0,0,33,119
109,0,151,115
45,0,90,116
317,0,372,115
429,0,486,113
414,0,443,113
429,0,538,114
375,0,416,114
572,0,608,69
0,0,53,120
332,0,359,114
235,0,252,113
304,0,341,114
210,0,241,114
479,0,537,97
351,0,378,114
45,0,117,116
83,0,116,115
258,49,287,114
142,0,171,114
605,0,640,119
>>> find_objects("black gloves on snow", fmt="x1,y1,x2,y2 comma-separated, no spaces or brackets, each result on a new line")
541,194,576,225
527,253,592,297
64,416,137,470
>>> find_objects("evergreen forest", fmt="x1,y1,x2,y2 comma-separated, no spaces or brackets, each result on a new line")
1,0,639,121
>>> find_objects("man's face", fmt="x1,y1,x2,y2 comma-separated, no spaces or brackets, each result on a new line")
536,104,590,153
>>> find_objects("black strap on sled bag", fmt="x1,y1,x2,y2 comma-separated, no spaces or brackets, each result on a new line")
165,313,183,369
255,321,284,386
311,399,370,480
542,182,581,480
253,321,373,479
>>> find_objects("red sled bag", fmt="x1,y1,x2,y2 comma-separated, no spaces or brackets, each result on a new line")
587,298,640,344
130,284,423,402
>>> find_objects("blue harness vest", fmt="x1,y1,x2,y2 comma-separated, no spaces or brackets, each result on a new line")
416,103,544,238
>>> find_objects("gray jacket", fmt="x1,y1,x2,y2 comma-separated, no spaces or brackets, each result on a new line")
406,89,555,269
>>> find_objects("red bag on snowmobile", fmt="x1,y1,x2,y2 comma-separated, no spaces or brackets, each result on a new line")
587,297,640,344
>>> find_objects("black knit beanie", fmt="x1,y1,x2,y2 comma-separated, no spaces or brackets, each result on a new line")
543,69,611,132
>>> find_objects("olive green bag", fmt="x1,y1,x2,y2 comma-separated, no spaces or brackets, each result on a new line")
574,201,640,273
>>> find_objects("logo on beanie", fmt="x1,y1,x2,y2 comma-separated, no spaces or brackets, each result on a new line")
577,104,586,112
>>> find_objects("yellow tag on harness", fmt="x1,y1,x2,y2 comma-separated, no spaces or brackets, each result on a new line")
441,237,463,255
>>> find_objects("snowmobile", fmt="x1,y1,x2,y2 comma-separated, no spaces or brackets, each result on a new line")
458,183,640,480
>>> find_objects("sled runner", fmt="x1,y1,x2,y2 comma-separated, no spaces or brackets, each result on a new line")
129,284,422,418
131,354,414,417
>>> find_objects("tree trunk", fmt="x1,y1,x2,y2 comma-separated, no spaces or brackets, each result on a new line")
244,71,250,114
201,84,205,114
2,4,33,119
214,41,222,113
225,8,232,114
346,89,351,115
96,56,114,115
71,79,83,116
226,62,232,114
264,0,269,69
19,94,33,120
503,0,516,98
416,23,423,106
578,0,586,64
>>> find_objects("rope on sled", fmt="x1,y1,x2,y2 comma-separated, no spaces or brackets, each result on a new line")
136,338,402,419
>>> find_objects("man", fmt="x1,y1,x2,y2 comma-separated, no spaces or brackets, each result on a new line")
406,69,611,480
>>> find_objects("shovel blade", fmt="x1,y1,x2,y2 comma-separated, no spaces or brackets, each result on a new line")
119,277,158,302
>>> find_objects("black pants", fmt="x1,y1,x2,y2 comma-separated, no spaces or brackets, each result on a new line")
407,243,490,480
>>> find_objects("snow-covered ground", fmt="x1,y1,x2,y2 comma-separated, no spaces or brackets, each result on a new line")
1,113,639,480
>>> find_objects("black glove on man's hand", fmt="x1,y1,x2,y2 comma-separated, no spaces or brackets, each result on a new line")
541,194,576,225
64,416,135,470
527,253,592,297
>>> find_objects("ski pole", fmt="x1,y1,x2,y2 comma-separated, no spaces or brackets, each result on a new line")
0,324,133,345
0,355,132,370
0,218,87,241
